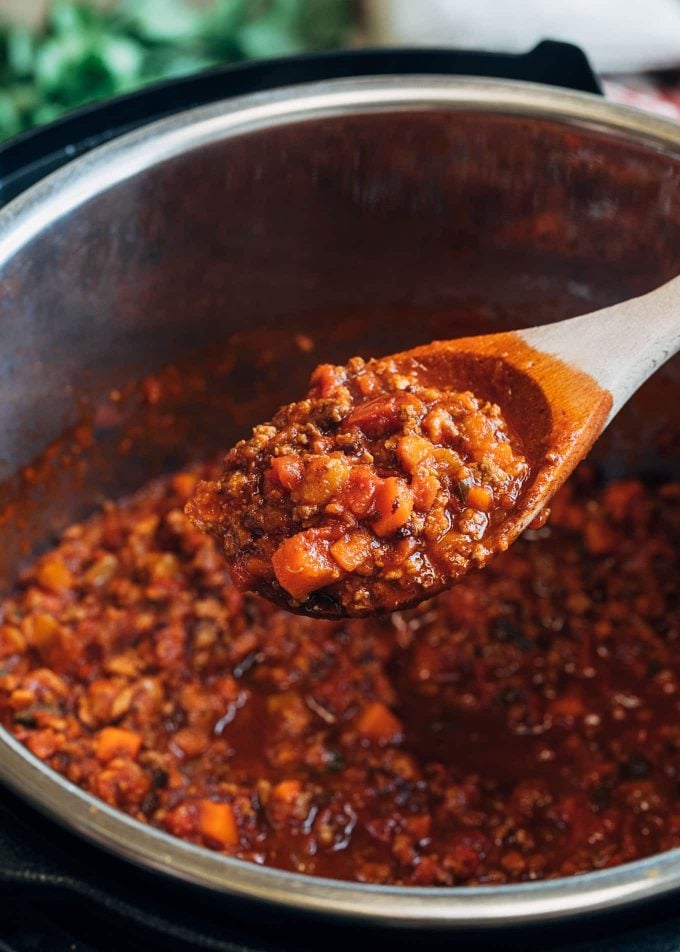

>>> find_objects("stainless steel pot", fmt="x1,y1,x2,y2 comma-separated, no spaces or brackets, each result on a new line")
0,75,678,929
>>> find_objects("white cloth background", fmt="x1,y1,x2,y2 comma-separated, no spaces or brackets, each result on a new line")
365,0,680,73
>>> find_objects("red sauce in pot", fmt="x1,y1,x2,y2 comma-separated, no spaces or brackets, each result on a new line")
1,463,677,885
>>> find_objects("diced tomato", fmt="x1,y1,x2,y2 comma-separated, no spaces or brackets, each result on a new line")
602,480,644,521
344,393,421,437
344,465,378,517
310,363,345,398
411,472,440,512
269,455,303,491
422,407,456,443
549,695,585,719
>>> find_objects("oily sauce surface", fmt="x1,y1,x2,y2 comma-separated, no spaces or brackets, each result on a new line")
0,462,677,885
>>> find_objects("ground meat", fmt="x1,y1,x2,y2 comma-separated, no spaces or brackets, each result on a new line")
186,356,530,616
0,465,677,886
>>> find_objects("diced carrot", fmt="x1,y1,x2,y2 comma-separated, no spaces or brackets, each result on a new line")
171,472,199,500
271,530,341,600
36,556,73,593
466,486,493,511
0,625,25,659
372,477,413,537
26,613,61,650
396,435,435,474
272,779,302,803
94,726,142,763
411,472,440,512
404,814,432,840
269,455,303,491
584,521,616,555
356,701,403,744
296,457,350,506
330,530,373,572
198,799,239,848
294,334,314,353
142,376,163,405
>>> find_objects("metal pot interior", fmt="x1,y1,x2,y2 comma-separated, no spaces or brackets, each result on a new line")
0,78,678,926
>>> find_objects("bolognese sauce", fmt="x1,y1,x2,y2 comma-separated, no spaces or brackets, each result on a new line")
0,464,677,885
186,356,530,615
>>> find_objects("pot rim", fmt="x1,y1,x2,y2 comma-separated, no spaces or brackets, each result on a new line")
0,75,678,927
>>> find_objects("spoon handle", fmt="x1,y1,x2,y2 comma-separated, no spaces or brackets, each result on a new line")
518,274,680,423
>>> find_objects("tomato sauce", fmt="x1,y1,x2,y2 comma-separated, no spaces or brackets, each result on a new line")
0,463,677,885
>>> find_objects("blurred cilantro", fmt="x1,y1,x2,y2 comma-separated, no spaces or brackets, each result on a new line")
0,0,355,141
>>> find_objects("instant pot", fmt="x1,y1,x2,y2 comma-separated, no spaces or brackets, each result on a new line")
0,43,678,951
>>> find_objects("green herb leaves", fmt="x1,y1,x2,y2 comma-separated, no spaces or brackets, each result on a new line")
0,0,354,141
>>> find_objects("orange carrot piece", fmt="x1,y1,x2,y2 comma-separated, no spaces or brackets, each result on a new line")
330,530,373,572
372,477,413,537
356,701,403,743
296,457,350,505
94,727,142,763
396,435,435,473
271,530,341,600
171,472,199,500
467,486,493,511
198,799,239,848
36,556,73,593
272,779,302,803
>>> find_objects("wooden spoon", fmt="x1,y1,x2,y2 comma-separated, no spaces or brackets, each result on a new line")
396,273,680,558
429,273,680,551
188,276,680,618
